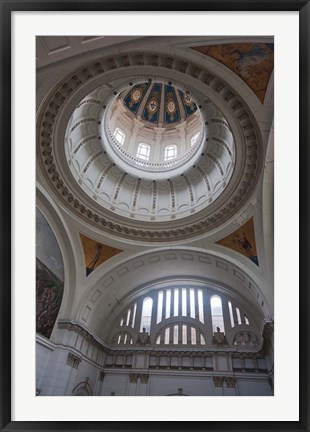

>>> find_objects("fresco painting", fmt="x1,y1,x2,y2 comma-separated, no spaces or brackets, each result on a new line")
216,217,259,266
36,209,65,339
36,259,64,338
192,43,274,103
80,233,123,276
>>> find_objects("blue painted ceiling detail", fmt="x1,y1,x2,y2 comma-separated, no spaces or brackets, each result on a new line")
164,85,180,124
179,90,198,117
123,83,197,125
123,82,151,115
142,83,161,124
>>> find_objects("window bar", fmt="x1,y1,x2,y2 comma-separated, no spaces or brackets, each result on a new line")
186,288,191,317
178,323,182,344
170,289,174,318
194,289,199,320
220,297,231,334
150,294,158,330
169,325,174,344
162,290,167,321
187,325,191,345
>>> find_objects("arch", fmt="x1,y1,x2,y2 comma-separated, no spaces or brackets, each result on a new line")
76,247,270,341
72,379,93,396
36,185,79,339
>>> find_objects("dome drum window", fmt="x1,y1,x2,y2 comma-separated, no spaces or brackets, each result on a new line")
113,127,125,145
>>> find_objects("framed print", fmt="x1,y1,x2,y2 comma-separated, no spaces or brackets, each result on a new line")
1,1,309,431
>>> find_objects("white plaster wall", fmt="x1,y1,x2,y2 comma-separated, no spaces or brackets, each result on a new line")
237,378,273,396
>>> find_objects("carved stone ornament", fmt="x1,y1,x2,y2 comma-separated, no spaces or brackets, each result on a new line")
66,353,82,369
212,331,228,347
139,374,149,384
225,377,236,388
136,329,151,346
213,376,224,387
99,371,105,381
129,373,139,383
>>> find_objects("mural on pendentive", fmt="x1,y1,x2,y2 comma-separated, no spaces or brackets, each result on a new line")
216,217,259,266
192,42,274,103
80,233,123,276
36,209,64,338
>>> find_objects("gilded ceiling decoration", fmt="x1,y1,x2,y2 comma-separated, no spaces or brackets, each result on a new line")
123,82,197,125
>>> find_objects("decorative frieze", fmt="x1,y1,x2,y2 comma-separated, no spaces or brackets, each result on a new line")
225,377,236,388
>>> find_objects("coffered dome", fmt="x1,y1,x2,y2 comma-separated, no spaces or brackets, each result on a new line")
38,49,262,241
65,77,235,222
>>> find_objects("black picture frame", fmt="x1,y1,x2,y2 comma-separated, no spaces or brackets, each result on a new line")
1,1,309,431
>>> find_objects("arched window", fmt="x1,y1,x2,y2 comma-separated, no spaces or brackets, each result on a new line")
114,127,125,145
210,295,225,333
164,144,177,161
136,143,150,161
190,132,200,147
140,297,153,332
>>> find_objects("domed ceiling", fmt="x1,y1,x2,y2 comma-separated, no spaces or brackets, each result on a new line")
64,80,235,223
37,50,261,242
123,82,198,125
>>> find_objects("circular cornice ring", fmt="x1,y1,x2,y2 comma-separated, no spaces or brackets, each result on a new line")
37,50,262,242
